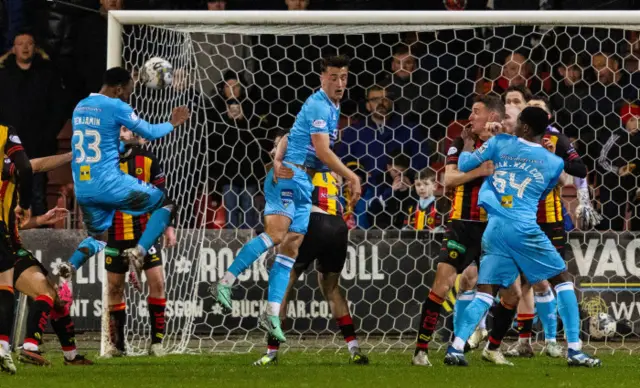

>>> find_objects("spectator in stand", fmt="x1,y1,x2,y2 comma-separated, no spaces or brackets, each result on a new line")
73,0,123,103
589,103,640,231
0,30,66,218
492,51,545,97
583,52,634,135
208,70,270,229
550,53,590,140
285,0,309,9
336,85,429,187
502,84,532,110
379,44,436,125
403,168,446,231
367,155,416,229
192,0,254,97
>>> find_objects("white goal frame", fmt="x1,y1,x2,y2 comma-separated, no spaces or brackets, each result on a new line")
102,10,640,356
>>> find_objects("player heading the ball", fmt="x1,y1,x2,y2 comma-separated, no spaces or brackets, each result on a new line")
210,54,362,342
59,67,189,291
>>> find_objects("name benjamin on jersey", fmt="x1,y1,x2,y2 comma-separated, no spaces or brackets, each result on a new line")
74,116,101,126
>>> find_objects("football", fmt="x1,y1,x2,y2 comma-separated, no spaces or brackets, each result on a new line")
140,57,173,90
589,312,617,339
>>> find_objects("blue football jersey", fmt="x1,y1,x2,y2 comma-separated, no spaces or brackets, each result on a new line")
284,89,340,172
458,134,564,223
71,93,174,197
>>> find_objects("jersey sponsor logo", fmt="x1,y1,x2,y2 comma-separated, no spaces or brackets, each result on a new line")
16,249,29,257
501,195,513,208
312,119,327,129
281,189,294,208
447,146,458,156
79,165,91,181
446,240,466,254
9,135,21,144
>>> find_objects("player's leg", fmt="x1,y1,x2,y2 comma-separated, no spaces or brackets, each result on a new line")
49,279,93,365
105,246,128,355
315,214,368,364
505,277,536,357
255,218,320,366
59,200,110,278
512,223,600,367
413,220,479,366
482,280,520,365
260,176,314,341
143,245,166,356
532,280,562,357
14,266,55,366
0,263,16,374
260,231,305,342
111,177,176,290
445,218,519,366
254,268,297,366
213,170,295,309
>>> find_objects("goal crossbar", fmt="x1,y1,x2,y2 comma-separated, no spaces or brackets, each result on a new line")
109,10,640,26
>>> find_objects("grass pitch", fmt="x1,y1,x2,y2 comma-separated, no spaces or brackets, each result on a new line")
2,349,638,388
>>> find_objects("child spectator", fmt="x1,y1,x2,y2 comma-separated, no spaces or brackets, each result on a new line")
403,168,446,231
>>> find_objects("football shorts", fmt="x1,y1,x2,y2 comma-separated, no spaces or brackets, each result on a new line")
78,174,165,236
13,246,48,282
539,221,566,259
437,219,486,274
478,216,567,288
105,239,163,274
294,213,349,274
263,164,314,235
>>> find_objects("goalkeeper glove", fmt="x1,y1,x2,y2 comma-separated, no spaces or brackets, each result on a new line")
575,185,602,230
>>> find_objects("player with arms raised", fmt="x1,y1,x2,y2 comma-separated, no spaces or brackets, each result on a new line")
58,67,189,289
210,55,361,341
444,107,601,368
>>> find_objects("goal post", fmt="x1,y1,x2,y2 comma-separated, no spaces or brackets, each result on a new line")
102,10,640,356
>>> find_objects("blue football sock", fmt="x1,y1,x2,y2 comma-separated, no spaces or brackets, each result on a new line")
535,289,558,342
137,207,172,255
267,254,295,314
69,237,106,269
453,291,475,336
452,292,494,351
227,233,275,277
555,282,580,350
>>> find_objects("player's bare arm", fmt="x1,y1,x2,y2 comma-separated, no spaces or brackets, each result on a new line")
20,207,69,229
29,152,72,173
273,134,294,182
312,132,361,207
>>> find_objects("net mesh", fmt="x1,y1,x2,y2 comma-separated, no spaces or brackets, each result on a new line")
114,22,640,355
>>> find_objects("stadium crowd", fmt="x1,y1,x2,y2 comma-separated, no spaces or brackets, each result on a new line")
0,0,640,232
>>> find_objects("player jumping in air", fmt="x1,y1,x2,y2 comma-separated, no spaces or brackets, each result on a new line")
444,107,601,368
411,95,503,367
105,127,177,357
2,153,93,366
253,133,369,366
210,55,361,342
58,67,189,291
0,123,33,374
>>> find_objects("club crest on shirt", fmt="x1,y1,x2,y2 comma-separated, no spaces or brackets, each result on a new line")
281,189,294,208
